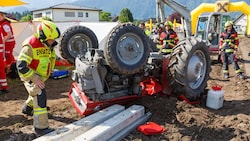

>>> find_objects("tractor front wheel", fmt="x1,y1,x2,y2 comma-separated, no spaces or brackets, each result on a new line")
59,25,98,64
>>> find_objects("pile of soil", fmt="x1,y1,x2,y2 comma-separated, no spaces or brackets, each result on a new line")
0,37,249,141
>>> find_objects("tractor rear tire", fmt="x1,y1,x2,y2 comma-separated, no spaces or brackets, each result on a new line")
169,37,210,99
59,25,98,64
104,23,150,75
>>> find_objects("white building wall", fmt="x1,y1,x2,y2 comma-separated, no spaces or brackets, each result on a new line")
33,9,99,22
235,15,247,35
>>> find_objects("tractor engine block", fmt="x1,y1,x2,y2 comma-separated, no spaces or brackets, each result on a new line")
71,49,143,101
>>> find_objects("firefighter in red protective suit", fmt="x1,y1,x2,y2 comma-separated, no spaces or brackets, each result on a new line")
0,12,16,66
16,20,60,135
0,27,9,95
159,21,179,54
219,21,244,79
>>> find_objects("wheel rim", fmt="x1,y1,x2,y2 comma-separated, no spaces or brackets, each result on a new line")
67,33,93,58
116,33,144,65
187,50,207,89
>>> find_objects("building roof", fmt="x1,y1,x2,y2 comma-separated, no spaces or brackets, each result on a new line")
234,14,245,24
31,3,102,12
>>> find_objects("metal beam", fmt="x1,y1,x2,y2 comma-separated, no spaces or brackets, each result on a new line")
161,0,192,36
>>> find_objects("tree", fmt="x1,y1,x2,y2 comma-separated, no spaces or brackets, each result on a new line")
20,14,33,22
100,11,111,21
41,16,52,21
118,8,134,23
167,12,182,24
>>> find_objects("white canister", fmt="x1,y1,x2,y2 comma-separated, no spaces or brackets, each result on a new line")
206,85,224,110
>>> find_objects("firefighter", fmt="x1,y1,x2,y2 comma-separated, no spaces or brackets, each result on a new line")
159,21,179,54
219,21,244,79
0,27,9,95
16,20,61,135
0,12,16,67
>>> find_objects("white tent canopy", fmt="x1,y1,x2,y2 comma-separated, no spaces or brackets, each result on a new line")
12,21,119,59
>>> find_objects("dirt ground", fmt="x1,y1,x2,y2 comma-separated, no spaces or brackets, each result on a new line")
0,37,250,141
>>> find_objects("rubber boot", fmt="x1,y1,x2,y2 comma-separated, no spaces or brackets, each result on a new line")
0,90,9,95
35,127,55,136
237,73,244,79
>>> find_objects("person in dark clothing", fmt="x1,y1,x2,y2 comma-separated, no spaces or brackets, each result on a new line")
219,21,244,79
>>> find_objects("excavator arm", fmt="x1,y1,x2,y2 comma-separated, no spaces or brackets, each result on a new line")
156,0,192,36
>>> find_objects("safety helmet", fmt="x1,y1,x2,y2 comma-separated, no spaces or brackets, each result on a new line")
37,20,61,41
225,21,233,27
164,21,173,28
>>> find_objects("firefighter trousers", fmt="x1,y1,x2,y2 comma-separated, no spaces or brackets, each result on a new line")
221,51,241,73
24,81,49,129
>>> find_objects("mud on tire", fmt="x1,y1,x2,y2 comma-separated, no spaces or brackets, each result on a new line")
169,37,210,99
104,23,150,75
59,25,98,64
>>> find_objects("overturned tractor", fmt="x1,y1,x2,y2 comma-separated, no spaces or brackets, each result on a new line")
59,23,210,116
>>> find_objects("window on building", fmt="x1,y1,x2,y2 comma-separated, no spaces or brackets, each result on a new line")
78,12,83,17
65,12,75,17
85,12,88,17
45,11,51,17
34,13,42,18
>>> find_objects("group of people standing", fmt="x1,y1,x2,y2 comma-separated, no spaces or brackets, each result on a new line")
139,20,244,79
139,20,179,55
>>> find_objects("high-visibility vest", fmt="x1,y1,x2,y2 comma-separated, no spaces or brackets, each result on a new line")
145,29,151,36
18,36,56,81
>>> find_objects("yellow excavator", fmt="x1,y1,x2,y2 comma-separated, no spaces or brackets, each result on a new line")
156,0,250,54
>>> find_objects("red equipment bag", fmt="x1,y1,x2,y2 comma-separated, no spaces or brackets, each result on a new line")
137,122,165,135
140,78,162,95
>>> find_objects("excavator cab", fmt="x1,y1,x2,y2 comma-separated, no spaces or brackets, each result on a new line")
195,12,231,54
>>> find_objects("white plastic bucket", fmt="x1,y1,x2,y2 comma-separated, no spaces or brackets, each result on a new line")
206,85,224,110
